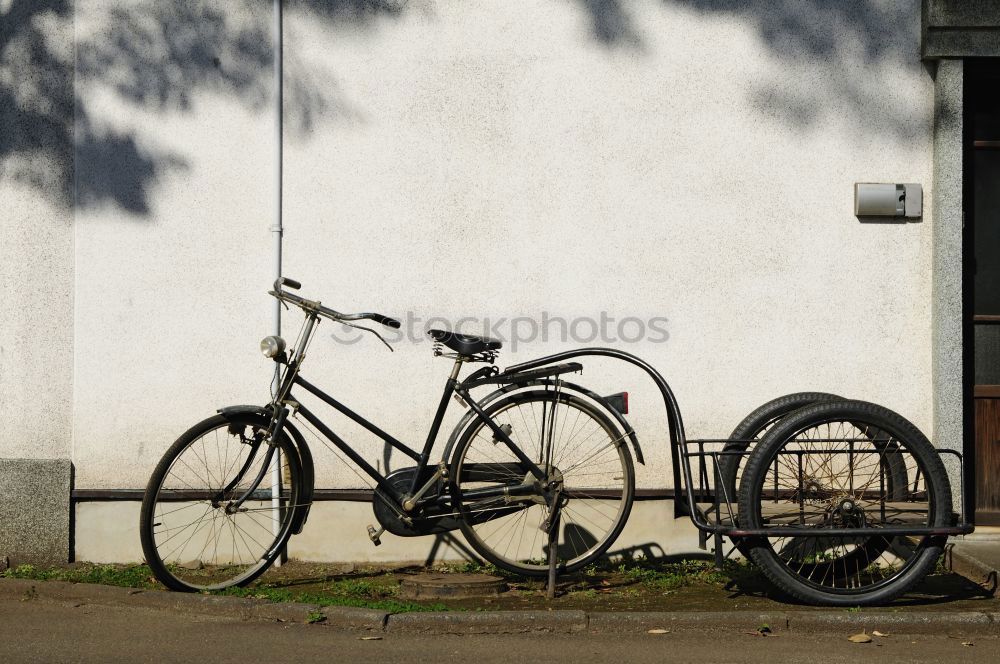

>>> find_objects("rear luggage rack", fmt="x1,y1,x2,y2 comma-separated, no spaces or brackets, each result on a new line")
461,362,583,389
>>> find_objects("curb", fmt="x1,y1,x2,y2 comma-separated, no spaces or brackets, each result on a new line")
389,610,587,634
779,610,995,634
0,578,332,625
586,610,998,635
947,543,1000,594
320,605,388,631
2,578,997,636
588,611,788,633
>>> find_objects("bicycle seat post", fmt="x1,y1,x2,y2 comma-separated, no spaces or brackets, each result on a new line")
448,357,464,382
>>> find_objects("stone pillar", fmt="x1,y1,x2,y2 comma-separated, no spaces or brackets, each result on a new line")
0,460,72,566
930,58,964,508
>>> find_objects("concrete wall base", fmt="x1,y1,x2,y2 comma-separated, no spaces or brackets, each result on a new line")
75,499,708,565
0,459,71,566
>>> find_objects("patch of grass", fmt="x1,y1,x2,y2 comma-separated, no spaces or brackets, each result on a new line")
612,559,748,592
1,563,158,589
217,585,448,613
306,611,326,624
322,576,399,600
439,560,507,577
571,588,599,599
2,563,447,613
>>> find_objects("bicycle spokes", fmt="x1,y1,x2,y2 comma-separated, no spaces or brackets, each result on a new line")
141,415,301,591
452,390,634,576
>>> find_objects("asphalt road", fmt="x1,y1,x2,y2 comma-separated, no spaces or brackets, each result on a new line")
1,598,997,664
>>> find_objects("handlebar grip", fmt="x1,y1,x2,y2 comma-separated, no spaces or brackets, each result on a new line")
275,277,301,290
369,314,402,329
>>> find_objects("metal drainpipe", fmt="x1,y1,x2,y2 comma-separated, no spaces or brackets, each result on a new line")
270,0,284,565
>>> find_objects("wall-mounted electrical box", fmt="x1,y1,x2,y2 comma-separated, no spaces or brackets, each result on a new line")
854,183,922,219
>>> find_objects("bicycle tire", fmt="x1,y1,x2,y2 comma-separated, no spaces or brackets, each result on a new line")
718,393,908,572
718,392,845,509
450,390,634,576
140,412,302,592
737,400,951,606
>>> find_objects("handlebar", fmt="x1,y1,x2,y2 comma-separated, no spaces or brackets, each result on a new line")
364,313,402,329
276,277,301,290
271,278,401,330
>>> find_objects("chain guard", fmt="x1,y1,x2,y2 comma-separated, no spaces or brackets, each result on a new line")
372,466,464,537
373,464,535,537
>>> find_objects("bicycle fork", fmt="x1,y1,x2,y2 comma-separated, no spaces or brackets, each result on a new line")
222,406,290,513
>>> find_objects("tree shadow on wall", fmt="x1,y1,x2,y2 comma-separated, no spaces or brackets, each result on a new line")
578,0,926,140
576,0,645,49
0,0,400,215
2,0,926,216
578,0,912,58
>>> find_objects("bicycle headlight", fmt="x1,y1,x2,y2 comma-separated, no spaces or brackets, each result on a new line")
259,335,286,358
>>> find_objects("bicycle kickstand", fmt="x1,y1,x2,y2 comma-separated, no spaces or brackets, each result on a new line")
545,511,560,600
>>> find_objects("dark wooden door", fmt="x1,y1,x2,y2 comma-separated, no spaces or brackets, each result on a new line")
974,398,1000,523
970,65,1000,526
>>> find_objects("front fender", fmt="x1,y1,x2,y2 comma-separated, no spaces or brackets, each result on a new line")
216,405,315,535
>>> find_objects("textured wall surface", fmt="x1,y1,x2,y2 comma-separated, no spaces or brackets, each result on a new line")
280,0,936,491
70,0,276,489
6,2,940,498
0,2,75,461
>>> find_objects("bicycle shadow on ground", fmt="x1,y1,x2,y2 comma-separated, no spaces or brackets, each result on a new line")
591,540,996,608
719,570,995,608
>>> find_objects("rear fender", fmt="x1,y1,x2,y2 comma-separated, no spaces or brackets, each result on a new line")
443,381,643,465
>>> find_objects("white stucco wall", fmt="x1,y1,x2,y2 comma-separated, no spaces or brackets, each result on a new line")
70,0,276,488
280,0,935,491
0,5,74,461
75,498,704,564
60,0,936,496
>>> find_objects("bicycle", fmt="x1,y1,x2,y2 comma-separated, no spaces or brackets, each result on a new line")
141,279,974,606
140,278,636,591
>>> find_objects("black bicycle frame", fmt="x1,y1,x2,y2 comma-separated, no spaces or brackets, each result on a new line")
268,366,547,510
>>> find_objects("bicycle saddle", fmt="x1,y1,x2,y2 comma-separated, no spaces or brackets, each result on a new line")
428,329,502,355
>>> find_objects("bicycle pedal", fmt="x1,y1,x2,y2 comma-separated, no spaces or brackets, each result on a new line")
367,524,384,546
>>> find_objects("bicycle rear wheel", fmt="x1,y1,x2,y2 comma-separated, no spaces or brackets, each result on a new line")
737,400,951,606
450,389,634,576
140,412,302,592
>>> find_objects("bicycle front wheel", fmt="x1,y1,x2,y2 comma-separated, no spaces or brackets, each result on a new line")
140,412,302,592
450,389,634,576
